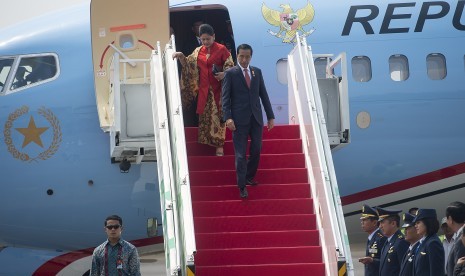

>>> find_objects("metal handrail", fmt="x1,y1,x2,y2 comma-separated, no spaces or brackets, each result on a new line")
150,43,182,276
163,35,197,272
288,34,354,276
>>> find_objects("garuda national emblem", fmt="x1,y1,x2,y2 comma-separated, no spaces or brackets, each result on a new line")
262,2,315,43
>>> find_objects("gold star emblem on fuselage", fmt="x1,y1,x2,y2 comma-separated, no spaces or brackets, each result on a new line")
4,106,62,162
15,116,49,148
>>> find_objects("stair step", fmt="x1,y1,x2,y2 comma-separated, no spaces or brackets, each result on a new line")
192,198,313,217
189,168,308,186
195,246,323,266
188,153,305,171
191,183,310,201
195,230,320,249
184,125,301,142
185,125,325,275
186,139,302,156
196,263,325,276
194,214,316,233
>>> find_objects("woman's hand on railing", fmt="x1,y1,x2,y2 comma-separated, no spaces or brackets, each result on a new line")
172,52,183,59
172,52,186,67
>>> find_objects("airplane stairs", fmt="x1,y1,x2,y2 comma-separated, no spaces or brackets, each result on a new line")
185,125,325,275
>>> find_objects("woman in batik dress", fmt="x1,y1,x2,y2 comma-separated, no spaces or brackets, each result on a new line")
173,24,234,156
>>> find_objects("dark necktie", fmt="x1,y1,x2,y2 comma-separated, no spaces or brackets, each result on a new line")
366,239,370,255
244,68,251,88
382,241,390,258
404,247,412,262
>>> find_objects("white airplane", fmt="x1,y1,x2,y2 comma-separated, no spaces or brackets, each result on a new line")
0,0,464,274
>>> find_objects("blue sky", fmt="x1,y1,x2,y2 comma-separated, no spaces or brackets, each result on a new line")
0,0,85,29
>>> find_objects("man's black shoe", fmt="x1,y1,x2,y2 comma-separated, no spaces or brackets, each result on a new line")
246,179,258,186
240,187,248,198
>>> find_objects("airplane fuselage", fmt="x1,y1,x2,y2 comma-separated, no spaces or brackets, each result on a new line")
0,0,464,273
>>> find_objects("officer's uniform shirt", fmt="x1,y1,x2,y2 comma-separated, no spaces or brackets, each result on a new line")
413,234,445,276
366,228,387,276
399,241,420,276
379,229,410,276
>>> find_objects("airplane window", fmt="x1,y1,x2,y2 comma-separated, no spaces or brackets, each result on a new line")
427,53,446,80
389,55,409,81
276,58,288,85
314,57,333,79
10,54,58,91
0,58,14,93
119,34,135,49
351,56,372,82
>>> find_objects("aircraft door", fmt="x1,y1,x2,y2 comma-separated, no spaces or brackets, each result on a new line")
90,0,169,131
91,0,169,163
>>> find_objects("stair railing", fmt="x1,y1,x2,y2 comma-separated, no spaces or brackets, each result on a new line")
162,35,197,275
287,34,354,276
150,42,182,275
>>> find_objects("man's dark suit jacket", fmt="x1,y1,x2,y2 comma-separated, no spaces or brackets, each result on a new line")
182,36,201,56
222,65,274,125
366,229,387,276
379,229,409,276
447,229,465,276
413,234,444,276
221,35,236,64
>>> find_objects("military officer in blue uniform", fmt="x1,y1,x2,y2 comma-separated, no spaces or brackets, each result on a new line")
377,207,410,276
358,204,387,276
412,208,445,276
399,212,422,276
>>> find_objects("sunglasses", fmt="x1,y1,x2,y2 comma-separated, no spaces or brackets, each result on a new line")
106,224,121,230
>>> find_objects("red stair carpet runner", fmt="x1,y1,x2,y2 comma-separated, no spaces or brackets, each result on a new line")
186,125,325,276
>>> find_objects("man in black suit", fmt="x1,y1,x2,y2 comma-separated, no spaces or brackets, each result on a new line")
181,20,203,56
446,201,465,276
358,204,387,276
220,20,236,64
222,44,275,198
377,207,409,276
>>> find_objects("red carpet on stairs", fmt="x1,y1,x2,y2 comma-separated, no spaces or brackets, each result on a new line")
186,125,325,276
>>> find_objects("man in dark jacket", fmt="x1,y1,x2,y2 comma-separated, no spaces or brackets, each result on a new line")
222,44,275,198
358,204,387,276
446,201,465,276
377,207,410,276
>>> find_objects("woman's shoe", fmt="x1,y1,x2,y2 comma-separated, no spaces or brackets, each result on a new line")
215,147,224,156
